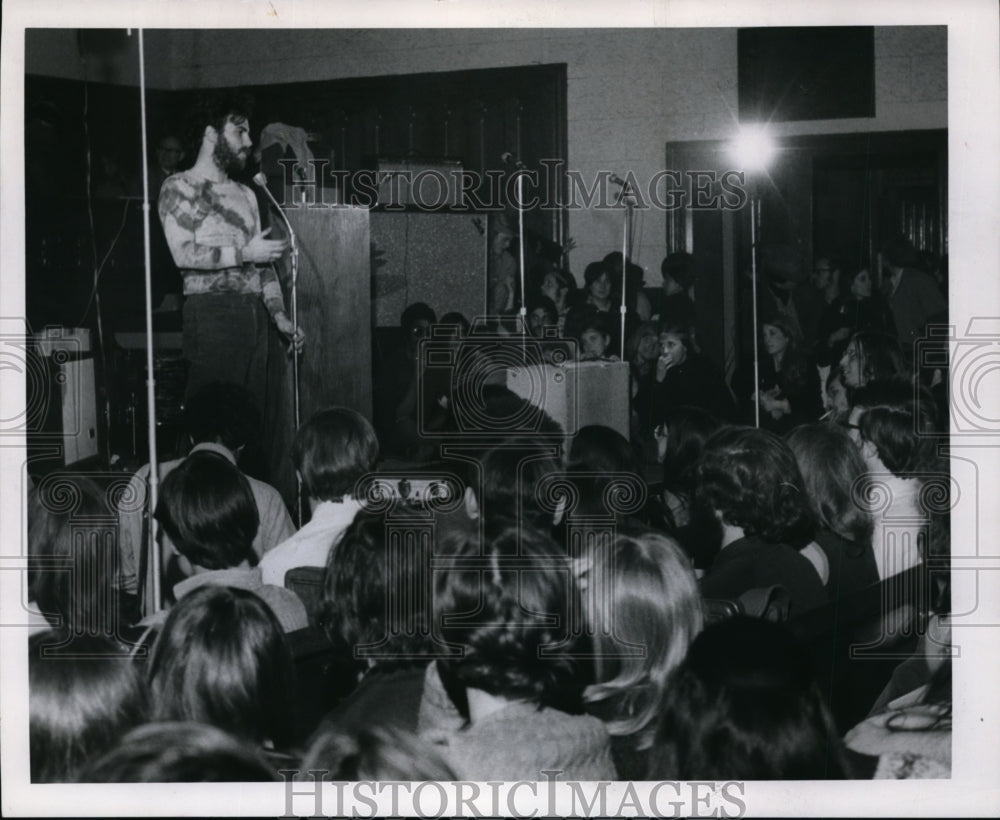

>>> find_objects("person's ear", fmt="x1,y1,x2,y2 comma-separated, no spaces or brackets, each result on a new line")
176,554,194,578
860,438,879,463
463,486,480,520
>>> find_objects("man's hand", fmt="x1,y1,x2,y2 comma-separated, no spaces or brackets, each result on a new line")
274,312,306,354
243,228,289,264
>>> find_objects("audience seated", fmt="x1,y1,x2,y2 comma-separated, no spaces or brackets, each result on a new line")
818,266,896,367
786,423,880,599
693,426,828,617
649,318,735,425
732,314,822,433
653,406,724,567
839,330,907,392
260,407,377,587
151,450,308,631
29,632,149,783
28,474,124,636
301,726,457,781
312,510,434,739
147,586,297,753
580,530,704,779
79,722,280,782
419,521,617,781
847,380,945,580
119,382,295,615
648,616,855,779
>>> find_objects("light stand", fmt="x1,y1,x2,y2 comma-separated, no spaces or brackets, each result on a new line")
731,126,775,429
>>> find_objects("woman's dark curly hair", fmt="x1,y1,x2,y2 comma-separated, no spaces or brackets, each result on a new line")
434,520,585,709
693,426,814,547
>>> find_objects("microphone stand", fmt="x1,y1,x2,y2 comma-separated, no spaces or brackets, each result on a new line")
254,174,303,525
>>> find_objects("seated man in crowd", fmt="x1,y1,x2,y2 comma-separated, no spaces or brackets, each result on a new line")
119,382,294,617
260,407,378,587
848,380,945,580
151,450,308,633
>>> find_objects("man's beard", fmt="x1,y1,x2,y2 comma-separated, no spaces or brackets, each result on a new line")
213,136,248,177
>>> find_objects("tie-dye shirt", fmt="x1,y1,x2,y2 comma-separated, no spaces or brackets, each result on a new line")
158,170,286,317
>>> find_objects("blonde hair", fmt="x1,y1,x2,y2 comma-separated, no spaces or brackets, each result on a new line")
581,531,703,748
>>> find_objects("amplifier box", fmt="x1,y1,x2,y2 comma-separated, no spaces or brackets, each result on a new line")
376,158,463,208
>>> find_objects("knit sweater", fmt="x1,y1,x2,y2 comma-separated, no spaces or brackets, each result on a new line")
426,700,617,782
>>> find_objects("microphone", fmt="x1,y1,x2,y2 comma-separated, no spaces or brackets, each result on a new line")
501,151,527,170
609,173,630,189
253,173,297,256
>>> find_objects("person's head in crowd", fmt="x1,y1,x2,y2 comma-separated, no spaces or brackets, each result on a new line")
839,266,875,303
581,531,703,751
79,722,280,782
661,252,695,297
823,365,851,424
400,302,437,352
319,509,433,663
839,331,907,390
438,311,471,337
848,380,939,478
657,406,723,494
649,616,852,780
811,255,841,300
564,425,642,520
583,261,613,306
28,474,116,632
657,317,695,370
786,424,874,548
539,267,575,313
301,726,457,781
604,252,645,306
466,437,563,529
148,585,295,749
183,381,262,455
434,521,585,712
30,632,149,783
526,294,559,339
154,450,260,574
693,426,814,550
476,384,564,441
155,134,185,175
760,244,805,292
293,407,379,507
626,321,660,371
761,314,805,375
578,310,614,359
880,234,921,275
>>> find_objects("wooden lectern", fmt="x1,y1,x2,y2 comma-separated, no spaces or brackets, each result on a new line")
264,206,371,507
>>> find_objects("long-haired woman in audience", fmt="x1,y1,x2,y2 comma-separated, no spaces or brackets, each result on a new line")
30,632,149,782
838,330,907,392
819,266,896,365
786,423,880,599
579,530,703,779
147,585,297,759
649,616,854,779
734,314,821,433
420,521,617,781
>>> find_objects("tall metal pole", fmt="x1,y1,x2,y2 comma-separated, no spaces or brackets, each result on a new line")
750,194,761,429
137,30,161,611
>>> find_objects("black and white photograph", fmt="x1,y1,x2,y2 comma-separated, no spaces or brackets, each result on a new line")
2,0,998,816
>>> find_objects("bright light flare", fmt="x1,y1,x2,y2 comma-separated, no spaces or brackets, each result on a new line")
731,125,776,172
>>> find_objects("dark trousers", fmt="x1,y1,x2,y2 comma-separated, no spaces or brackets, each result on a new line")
182,293,269,409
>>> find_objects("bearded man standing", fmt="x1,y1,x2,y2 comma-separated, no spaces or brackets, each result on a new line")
158,91,304,405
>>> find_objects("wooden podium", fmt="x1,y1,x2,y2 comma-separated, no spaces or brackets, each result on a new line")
265,206,371,505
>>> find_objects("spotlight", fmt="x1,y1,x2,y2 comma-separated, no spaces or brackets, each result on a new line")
731,125,776,172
